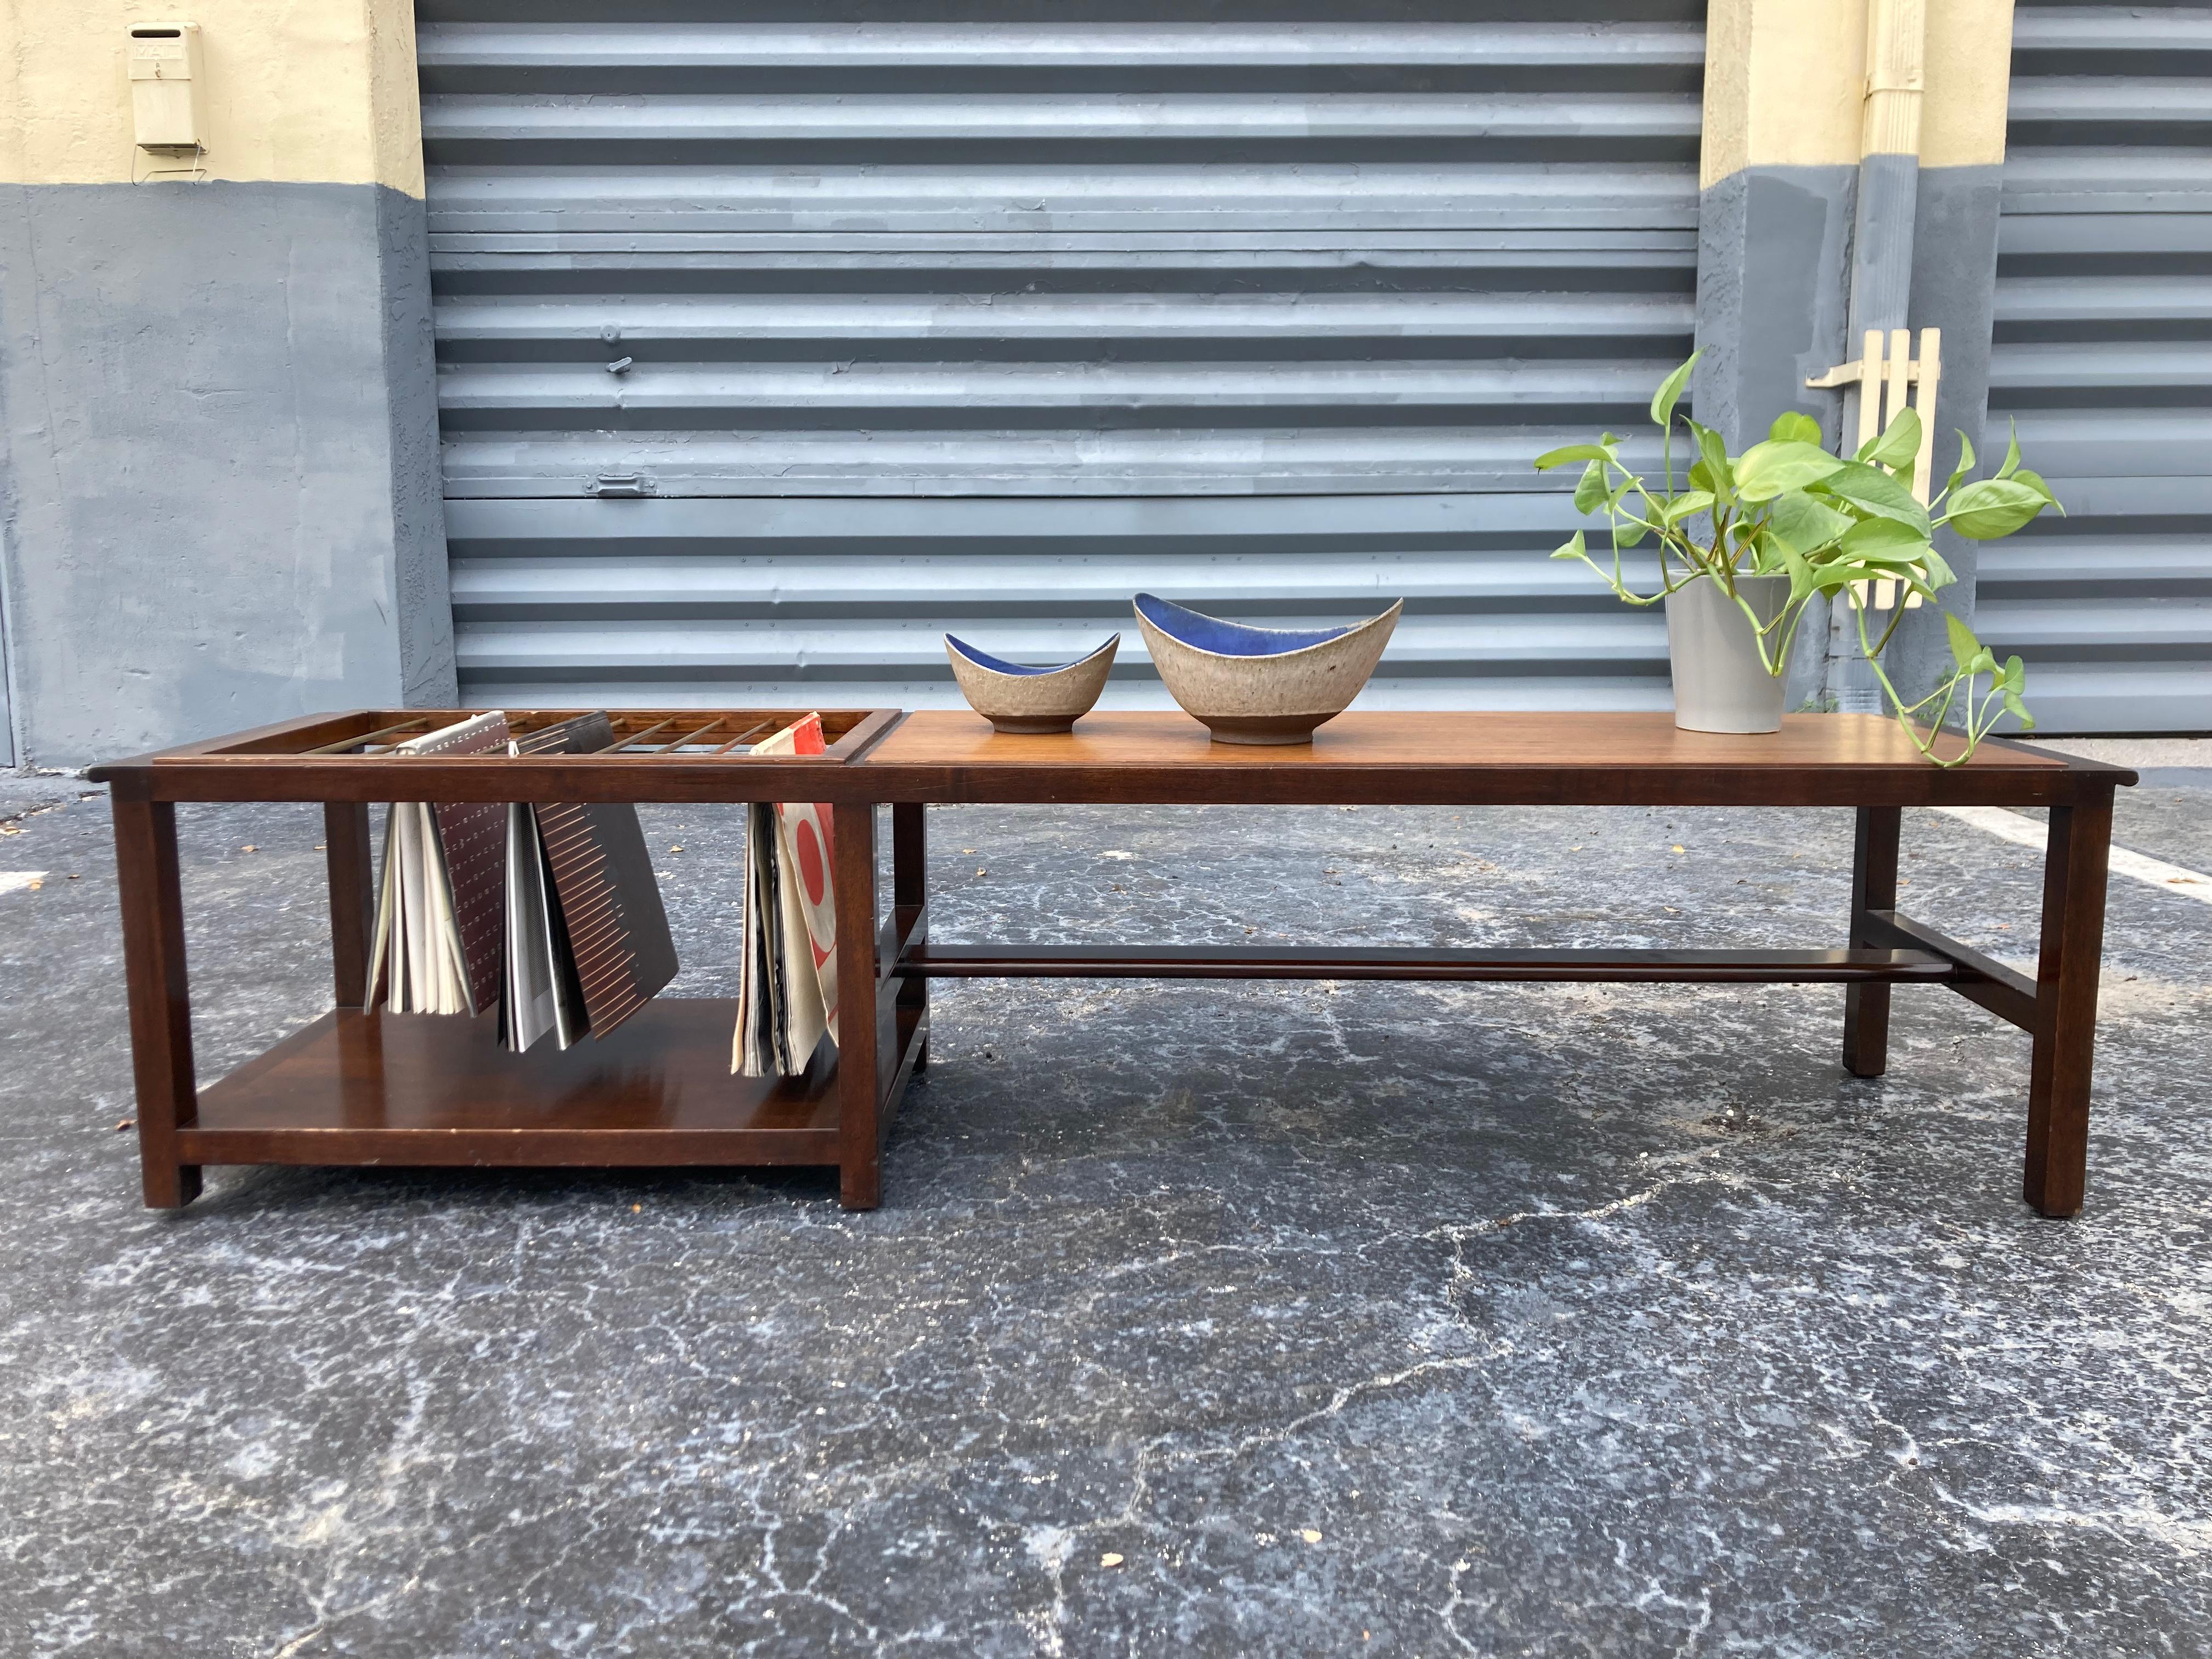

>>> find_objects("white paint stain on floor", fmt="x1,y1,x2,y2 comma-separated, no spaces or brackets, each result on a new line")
1936,806,2212,906
0,871,47,896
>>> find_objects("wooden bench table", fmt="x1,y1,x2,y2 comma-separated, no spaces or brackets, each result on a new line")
851,712,2136,1219
94,709,2135,1220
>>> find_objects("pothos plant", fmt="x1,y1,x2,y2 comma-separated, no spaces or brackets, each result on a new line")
1534,352,2061,766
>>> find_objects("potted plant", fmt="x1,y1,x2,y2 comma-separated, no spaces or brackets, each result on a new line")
1534,352,2060,765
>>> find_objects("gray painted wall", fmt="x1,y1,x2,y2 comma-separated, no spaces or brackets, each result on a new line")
1694,158,2007,716
1880,162,2007,708
1692,162,1855,711
0,551,14,767
0,180,454,768
1694,163,1858,456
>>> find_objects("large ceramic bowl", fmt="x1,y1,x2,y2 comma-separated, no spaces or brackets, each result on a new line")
944,633,1120,733
1132,594,1402,745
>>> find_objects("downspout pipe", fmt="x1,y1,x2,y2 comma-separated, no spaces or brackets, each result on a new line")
1827,0,1928,711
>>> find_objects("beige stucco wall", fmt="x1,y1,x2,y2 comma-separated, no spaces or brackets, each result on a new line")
1702,0,2014,185
1922,0,2017,169
0,0,422,193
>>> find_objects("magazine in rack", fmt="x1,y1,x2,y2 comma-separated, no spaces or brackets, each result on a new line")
733,713,843,1077
365,710,679,1051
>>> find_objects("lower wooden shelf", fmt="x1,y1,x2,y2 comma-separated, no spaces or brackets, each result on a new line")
177,998,883,1169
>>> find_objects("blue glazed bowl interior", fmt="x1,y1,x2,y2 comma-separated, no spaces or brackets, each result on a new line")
945,634,1110,677
1133,594,1352,658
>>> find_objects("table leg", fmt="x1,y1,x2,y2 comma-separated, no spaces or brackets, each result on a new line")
2023,797,2114,1218
111,795,201,1208
1844,805,1900,1077
893,803,927,1070
324,802,374,1008
834,801,882,1210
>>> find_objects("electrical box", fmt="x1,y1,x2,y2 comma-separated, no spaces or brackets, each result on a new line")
128,24,204,154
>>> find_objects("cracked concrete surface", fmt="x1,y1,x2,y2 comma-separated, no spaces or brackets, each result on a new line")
1,771,2209,1655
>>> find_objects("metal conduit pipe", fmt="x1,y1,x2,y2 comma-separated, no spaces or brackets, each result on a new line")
1827,0,1928,712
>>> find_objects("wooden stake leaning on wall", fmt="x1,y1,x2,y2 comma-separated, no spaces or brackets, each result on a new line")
1905,328,1942,609
1808,325,1941,613
1854,331,1895,614
1875,329,1914,611
1855,329,1887,456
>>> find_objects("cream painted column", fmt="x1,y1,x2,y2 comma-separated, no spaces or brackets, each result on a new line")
1694,0,2019,712
0,0,452,765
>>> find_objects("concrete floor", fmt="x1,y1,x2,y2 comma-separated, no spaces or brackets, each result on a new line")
1,762,2208,1656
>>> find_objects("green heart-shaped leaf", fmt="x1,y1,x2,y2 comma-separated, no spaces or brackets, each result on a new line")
1535,443,1614,472
1818,461,1932,534
1946,477,2049,540
1649,352,1699,429
1734,439,1847,503
1857,406,1922,472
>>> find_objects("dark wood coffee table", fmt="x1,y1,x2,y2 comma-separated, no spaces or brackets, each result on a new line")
94,709,2134,1219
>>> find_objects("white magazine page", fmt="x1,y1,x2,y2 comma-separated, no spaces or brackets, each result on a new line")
544,825,588,1051
503,804,558,1052
365,805,398,1012
733,805,765,1074
772,830,828,1068
419,805,467,1015
736,803,791,1075
434,806,478,1015
396,803,430,1011
733,720,828,1075
772,802,839,1047
393,710,510,1019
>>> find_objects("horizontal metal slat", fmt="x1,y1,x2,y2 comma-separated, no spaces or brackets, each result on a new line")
417,20,1707,75
1985,341,2212,400
1992,274,2212,330
425,163,1701,236
448,552,1651,617
1998,154,2212,214
1950,661,2212,733
454,612,1666,675
431,291,1694,357
1972,596,2212,650
454,673,1678,714
429,234,1699,262
438,490,1580,545
1971,535,2212,584
420,92,1700,154
2007,80,2212,128
1977,413,2212,487
435,358,1684,424
438,427,1677,497
2011,6,2212,61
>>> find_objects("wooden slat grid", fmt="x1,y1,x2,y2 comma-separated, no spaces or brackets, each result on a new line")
276,709,879,759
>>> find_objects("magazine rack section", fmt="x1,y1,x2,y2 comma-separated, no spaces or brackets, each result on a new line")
88,708,922,1212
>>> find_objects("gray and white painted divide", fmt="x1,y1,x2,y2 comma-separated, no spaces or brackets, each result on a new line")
0,1,452,768
1692,0,2016,716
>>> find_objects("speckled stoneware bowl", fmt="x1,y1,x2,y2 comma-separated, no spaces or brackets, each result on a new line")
944,633,1120,734
1132,593,1402,745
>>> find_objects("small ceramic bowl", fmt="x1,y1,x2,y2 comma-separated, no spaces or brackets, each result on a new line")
944,633,1120,733
1132,593,1402,744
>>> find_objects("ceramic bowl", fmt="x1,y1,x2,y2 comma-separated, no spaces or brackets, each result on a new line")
1132,593,1402,744
944,633,1120,733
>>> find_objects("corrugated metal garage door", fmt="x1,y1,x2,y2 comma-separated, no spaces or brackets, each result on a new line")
417,3,1704,709
1983,1,2212,732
